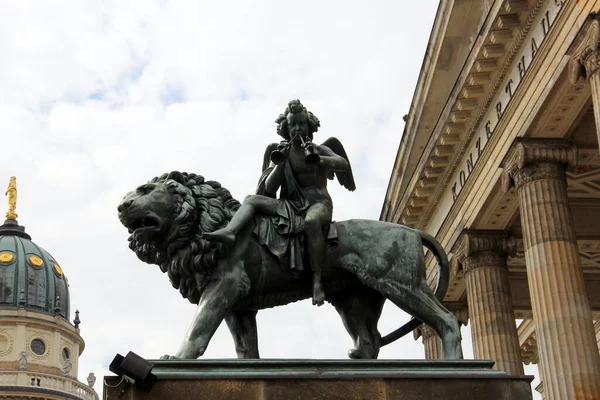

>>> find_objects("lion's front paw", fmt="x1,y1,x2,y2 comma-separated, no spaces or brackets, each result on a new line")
348,348,363,359
159,354,179,360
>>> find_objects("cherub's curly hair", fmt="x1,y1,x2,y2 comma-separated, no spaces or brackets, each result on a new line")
275,99,320,140
128,171,240,304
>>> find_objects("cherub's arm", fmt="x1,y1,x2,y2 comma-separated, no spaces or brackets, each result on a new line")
317,145,350,172
264,163,285,194
259,143,287,196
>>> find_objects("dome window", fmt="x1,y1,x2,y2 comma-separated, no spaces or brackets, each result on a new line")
30,338,46,356
62,347,70,361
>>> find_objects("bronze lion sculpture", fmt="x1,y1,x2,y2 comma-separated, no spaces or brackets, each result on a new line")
118,171,463,360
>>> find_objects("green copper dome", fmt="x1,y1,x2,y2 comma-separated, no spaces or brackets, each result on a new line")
0,219,70,320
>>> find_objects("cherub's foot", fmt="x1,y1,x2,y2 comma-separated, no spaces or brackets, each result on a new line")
312,282,325,306
202,229,236,244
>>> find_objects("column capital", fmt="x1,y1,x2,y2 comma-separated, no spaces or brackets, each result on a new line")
569,16,600,83
501,138,577,192
452,230,516,273
414,306,468,342
413,324,439,341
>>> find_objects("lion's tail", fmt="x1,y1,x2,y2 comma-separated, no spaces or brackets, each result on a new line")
380,228,449,347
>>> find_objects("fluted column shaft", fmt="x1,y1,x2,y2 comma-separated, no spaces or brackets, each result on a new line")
569,17,600,153
503,139,600,400
419,324,442,360
453,231,523,375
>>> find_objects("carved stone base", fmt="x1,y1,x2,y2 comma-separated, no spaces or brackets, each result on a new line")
104,359,533,400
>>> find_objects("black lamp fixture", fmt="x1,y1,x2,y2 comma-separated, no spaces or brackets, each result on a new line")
109,351,157,393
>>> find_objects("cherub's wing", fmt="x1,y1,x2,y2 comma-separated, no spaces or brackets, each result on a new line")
321,137,356,192
262,143,280,172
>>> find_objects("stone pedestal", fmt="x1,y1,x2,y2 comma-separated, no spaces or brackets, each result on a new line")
104,359,533,400
453,231,523,375
502,138,600,400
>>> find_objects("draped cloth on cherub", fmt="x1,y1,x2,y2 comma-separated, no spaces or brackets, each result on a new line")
254,162,309,276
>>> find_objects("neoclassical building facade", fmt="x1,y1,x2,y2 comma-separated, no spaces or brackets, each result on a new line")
381,1,600,399
0,179,98,399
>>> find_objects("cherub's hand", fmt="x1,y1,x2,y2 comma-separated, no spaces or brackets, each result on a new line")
277,142,290,158
270,141,290,165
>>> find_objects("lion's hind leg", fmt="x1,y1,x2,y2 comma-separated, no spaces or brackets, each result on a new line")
329,288,385,359
225,309,260,359
377,279,463,360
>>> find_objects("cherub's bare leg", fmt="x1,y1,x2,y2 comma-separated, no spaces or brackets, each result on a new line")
305,203,332,306
203,195,280,244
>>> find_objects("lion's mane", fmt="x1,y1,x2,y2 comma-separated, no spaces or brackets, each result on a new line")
129,171,240,303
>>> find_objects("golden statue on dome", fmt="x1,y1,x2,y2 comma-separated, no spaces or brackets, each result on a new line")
5,176,17,220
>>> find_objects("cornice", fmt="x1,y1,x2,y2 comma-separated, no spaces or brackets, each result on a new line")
391,0,544,227
381,1,455,221
421,0,545,228
387,0,504,224
429,1,582,255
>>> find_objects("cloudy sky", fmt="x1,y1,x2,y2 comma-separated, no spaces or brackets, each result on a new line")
0,0,540,398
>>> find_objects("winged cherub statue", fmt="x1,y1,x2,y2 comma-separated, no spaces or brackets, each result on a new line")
204,99,355,306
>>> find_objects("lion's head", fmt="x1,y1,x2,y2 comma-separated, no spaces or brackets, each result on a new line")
118,171,240,303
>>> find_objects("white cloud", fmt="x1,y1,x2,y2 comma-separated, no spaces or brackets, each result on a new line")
2,2,541,400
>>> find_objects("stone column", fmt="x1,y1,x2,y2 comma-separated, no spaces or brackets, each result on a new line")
569,16,600,153
452,230,523,375
502,138,600,399
413,324,442,360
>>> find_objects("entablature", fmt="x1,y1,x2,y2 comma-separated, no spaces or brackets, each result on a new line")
383,0,570,230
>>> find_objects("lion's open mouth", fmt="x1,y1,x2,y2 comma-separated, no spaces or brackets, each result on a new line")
127,215,161,235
